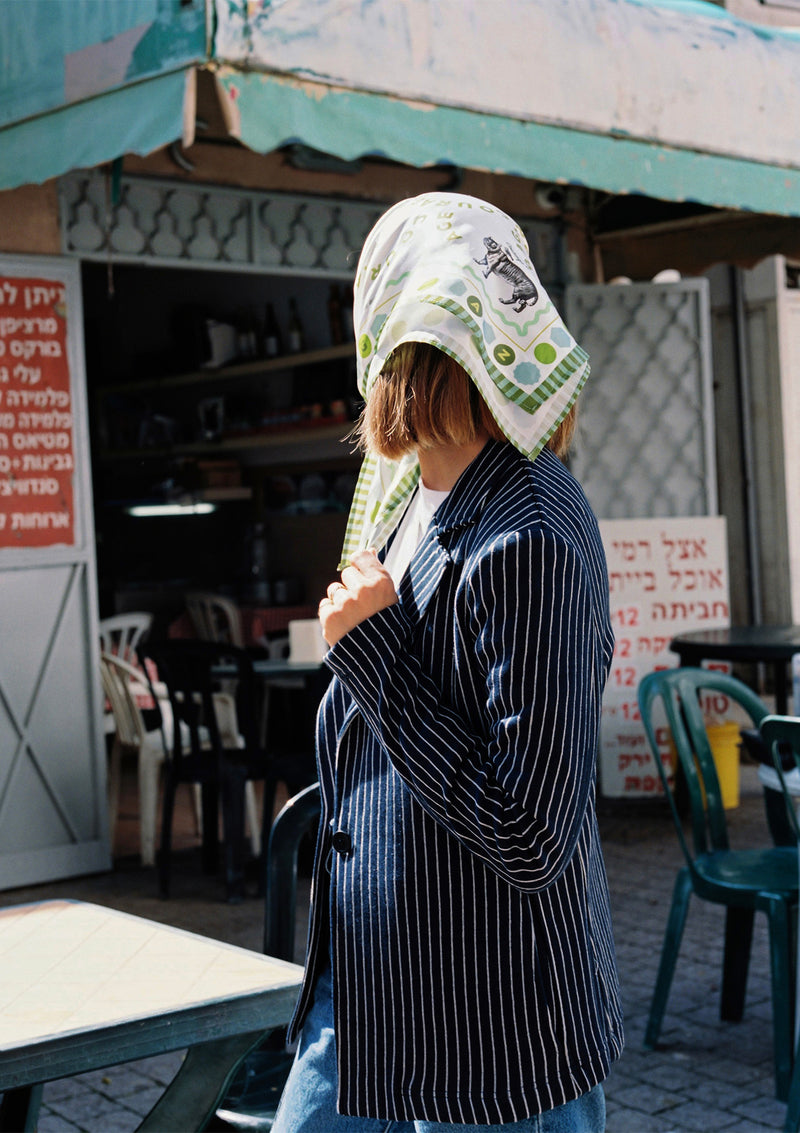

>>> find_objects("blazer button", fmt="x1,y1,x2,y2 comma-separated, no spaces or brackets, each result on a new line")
331,830,352,855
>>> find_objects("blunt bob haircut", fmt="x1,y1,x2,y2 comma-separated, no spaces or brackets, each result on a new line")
356,341,576,461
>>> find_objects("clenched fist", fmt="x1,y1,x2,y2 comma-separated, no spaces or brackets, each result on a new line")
318,549,398,646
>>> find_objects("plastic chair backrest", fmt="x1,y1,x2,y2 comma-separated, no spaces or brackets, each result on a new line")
186,592,244,648
263,782,321,961
638,667,769,861
760,715,800,842
98,612,153,664
144,639,257,762
100,651,148,749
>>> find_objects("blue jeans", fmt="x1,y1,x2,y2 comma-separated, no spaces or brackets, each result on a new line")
271,965,605,1132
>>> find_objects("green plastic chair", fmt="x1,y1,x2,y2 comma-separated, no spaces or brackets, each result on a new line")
760,716,800,1133
137,782,321,1133
213,781,321,1130
638,668,799,1101
761,716,800,846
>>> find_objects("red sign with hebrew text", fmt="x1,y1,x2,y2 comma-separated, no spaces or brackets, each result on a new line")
0,277,75,548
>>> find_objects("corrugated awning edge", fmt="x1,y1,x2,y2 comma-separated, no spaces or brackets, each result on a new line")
214,69,800,220
0,68,192,192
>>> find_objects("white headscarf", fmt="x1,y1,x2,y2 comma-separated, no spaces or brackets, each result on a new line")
340,192,589,567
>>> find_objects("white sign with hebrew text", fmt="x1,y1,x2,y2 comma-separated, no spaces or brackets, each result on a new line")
598,516,730,798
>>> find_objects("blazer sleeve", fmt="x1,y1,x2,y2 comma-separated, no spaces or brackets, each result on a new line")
324,526,605,893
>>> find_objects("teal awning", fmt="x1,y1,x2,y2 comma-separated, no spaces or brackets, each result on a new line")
217,68,800,220
0,68,191,192
3,0,800,220
213,0,800,219
0,0,205,190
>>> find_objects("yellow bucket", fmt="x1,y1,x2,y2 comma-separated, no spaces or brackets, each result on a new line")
705,721,741,809
667,721,741,810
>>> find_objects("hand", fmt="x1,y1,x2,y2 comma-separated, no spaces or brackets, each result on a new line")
318,550,398,646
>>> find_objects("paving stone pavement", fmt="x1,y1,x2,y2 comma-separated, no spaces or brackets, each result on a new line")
0,764,794,1132
600,765,790,1133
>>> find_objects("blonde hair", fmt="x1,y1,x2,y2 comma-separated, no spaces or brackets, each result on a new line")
355,341,576,461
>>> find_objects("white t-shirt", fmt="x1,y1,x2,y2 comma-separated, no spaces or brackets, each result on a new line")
383,481,450,587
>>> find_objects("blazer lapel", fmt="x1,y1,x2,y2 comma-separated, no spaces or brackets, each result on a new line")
397,532,451,621
398,440,524,621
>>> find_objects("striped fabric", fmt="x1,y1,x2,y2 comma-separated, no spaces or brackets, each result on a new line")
290,439,624,1124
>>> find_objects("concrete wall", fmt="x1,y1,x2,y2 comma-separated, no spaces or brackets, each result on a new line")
0,182,60,255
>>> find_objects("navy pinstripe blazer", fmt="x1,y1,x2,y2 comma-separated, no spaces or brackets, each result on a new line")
289,439,624,1124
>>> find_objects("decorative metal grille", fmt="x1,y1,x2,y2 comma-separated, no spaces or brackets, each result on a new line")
565,280,716,518
59,171,385,278
58,170,560,284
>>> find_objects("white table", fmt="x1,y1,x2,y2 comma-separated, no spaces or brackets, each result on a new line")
0,900,303,1130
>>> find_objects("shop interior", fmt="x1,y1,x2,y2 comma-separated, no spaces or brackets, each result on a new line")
82,259,362,637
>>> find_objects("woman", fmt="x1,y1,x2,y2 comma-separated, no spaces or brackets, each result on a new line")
272,193,623,1132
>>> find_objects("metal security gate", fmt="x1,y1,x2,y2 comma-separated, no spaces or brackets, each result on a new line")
565,279,717,518
0,255,109,888
565,280,721,798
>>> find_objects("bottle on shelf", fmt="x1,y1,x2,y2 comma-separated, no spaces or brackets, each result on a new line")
287,298,305,353
328,284,343,345
243,521,270,602
341,288,354,342
246,308,259,357
262,302,283,358
235,308,257,360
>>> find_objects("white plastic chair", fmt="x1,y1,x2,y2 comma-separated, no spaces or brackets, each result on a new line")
185,591,276,746
101,651,171,867
98,613,158,735
98,612,153,662
185,593,244,647
101,653,261,866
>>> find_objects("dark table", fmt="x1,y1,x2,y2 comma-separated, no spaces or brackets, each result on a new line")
670,625,800,714
252,658,326,678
